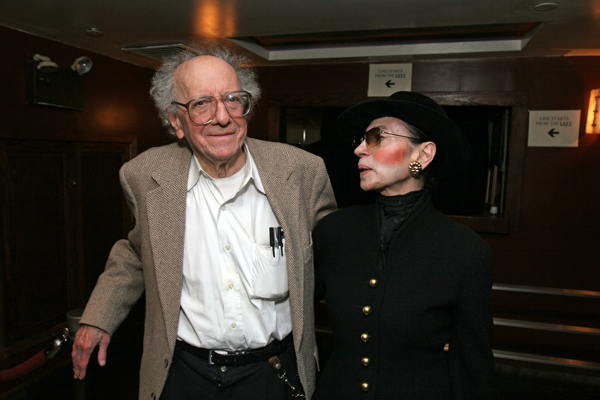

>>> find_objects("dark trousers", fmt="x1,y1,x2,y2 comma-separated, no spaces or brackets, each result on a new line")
160,339,303,400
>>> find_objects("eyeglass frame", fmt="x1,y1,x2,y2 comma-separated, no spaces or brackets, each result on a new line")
171,90,252,125
353,127,414,149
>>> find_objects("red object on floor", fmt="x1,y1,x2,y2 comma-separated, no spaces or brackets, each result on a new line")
0,350,47,383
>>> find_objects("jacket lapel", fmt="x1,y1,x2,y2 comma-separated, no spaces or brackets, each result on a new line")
146,144,191,349
245,139,305,338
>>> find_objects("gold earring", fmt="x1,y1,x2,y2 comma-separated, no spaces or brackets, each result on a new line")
409,161,422,179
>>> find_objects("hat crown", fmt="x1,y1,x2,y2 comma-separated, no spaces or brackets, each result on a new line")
388,91,447,117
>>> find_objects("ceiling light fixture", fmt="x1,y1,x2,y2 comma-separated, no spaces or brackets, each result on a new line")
85,27,104,37
534,3,558,12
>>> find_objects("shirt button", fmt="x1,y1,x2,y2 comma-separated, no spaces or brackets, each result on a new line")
228,283,234,289
231,323,236,328
369,279,378,287
362,357,371,366
225,244,230,251
362,306,372,315
221,205,226,211
361,382,370,391
360,333,370,342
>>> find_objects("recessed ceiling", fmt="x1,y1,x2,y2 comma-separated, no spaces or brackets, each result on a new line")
229,22,541,61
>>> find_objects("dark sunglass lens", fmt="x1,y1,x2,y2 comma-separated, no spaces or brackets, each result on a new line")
365,128,381,147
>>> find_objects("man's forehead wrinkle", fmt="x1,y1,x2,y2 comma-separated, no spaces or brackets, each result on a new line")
173,56,240,102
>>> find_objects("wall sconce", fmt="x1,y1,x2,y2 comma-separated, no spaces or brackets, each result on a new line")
32,54,93,75
71,56,93,75
33,54,59,73
587,89,599,134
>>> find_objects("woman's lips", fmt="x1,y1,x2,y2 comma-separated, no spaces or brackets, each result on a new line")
358,164,371,176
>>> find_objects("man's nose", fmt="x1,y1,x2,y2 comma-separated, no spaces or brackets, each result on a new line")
212,99,230,125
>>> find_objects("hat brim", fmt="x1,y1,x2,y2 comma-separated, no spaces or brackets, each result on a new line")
337,98,472,178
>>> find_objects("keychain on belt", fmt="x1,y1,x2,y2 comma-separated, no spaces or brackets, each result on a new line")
268,356,305,398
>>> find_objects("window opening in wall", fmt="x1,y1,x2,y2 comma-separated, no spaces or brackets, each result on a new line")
282,105,510,217
435,106,510,218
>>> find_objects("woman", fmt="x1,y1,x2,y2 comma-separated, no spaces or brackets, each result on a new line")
313,91,495,399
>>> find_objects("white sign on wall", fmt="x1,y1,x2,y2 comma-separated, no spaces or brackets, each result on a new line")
528,110,581,147
368,63,412,97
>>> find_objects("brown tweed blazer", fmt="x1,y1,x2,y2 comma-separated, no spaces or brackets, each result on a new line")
80,137,336,400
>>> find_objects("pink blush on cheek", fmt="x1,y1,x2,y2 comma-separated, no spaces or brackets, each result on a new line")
373,149,406,166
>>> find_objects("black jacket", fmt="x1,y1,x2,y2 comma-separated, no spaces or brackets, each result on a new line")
313,193,495,399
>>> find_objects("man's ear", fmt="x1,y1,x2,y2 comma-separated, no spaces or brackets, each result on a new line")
168,113,185,140
416,142,437,169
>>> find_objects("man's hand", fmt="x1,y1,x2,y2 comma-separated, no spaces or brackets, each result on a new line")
72,325,111,379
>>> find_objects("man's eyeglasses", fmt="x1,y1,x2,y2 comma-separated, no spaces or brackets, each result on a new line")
171,91,252,125
353,127,414,149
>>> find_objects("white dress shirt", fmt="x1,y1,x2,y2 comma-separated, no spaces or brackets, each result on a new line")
177,144,292,351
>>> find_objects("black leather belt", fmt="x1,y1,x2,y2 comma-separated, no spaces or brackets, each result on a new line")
178,335,291,367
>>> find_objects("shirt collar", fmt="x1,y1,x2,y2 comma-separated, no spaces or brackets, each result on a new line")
186,141,266,194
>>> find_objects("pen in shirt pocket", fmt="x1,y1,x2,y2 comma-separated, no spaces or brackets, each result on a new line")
269,227,278,257
277,226,284,256
269,226,285,257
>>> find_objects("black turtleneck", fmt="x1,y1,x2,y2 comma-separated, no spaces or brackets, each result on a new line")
377,190,426,267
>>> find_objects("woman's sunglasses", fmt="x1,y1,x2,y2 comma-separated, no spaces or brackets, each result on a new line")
353,127,413,149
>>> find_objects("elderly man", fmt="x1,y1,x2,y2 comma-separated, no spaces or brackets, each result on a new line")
72,44,336,400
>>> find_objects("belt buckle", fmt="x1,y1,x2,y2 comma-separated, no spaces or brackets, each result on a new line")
208,350,215,365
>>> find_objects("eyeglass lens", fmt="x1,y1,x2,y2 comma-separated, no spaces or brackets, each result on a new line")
352,128,381,148
188,91,250,124
365,128,382,148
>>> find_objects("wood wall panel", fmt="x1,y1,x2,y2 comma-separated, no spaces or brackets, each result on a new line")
0,26,163,391
0,25,167,154
1,143,69,341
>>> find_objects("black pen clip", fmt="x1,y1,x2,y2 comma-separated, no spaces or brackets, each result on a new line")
277,227,284,256
269,227,276,257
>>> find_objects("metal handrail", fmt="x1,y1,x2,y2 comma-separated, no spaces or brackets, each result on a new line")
492,284,600,371
493,284,600,299
494,350,600,372
494,318,600,336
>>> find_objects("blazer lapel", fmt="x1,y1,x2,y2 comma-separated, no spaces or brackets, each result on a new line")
146,144,191,350
245,139,306,339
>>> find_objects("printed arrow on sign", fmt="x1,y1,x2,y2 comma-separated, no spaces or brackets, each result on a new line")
548,128,560,137
385,80,395,88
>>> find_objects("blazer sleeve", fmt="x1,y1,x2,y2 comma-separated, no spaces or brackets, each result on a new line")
312,215,329,303
79,163,146,335
308,156,337,231
448,231,496,399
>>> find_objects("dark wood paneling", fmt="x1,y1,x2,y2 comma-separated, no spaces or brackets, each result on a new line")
0,25,166,153
0,141,69,342
0,140,131,351
0,25,163,393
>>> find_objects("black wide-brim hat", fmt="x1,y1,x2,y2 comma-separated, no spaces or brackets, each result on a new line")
337,91,472,178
